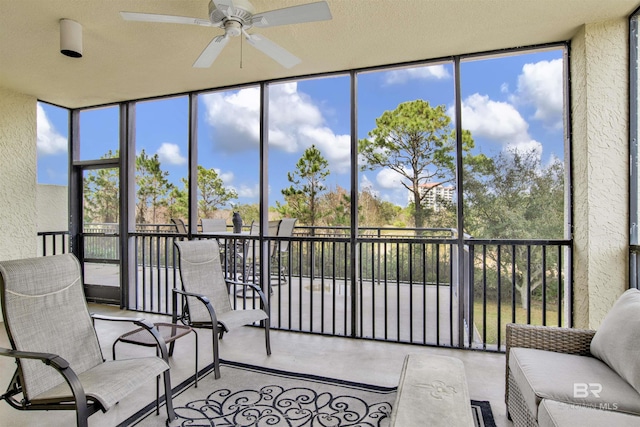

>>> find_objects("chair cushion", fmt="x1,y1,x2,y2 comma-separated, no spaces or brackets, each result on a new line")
509,348,640,418
590,288,640,394
31,357,169,410
538,399,640,427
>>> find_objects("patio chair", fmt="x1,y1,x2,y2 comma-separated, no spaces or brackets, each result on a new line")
173,239,270,379
201,218,227,233
241,220,279,283
0,254,175,427
237,221,260,279
171,218,187,234
271,218,297,285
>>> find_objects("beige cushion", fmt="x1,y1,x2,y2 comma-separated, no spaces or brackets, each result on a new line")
539,399,640,427
509,348,640,418
590,288,640,394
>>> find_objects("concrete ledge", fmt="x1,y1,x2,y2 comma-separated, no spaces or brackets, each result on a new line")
390,353,474,426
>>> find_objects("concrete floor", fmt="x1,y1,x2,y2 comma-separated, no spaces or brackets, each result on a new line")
0,303,511,427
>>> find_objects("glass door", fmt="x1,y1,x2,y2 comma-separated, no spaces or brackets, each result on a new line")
81,166,121,304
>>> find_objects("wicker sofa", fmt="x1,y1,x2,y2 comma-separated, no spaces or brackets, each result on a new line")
505,289,640,427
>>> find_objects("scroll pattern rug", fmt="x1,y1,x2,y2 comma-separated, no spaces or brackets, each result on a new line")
122,360,496,426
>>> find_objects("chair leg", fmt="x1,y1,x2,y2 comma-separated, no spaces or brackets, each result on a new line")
212,326,221,379
162,369,175,422
265,318,271,356
193,330,199,388
155,375,159,415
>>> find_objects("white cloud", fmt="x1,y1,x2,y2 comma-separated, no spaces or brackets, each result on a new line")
384,65,451,85
376,168,405,190
235,183,260,198
213,168,258,198
298,126,351,174
37,104,67,155
201,82,351,174
360,174,378,197
456,92,544,162
217,168,234,183
360,170,408,206
506,139,543,160
457,93,530,145
156,143,187,165
513,58,563,127
201,88,261,152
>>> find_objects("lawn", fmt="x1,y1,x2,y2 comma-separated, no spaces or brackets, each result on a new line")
472,299,564,346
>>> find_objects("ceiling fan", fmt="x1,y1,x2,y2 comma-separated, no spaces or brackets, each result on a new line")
120,0,332,69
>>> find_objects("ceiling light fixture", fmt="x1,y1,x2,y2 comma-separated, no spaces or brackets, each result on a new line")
60,18,83,58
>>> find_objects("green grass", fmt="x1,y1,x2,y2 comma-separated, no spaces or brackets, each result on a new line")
473,300,563,345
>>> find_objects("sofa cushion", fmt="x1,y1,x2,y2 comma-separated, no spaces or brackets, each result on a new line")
538,399,640,427
590,288,640,395
509,348,640,418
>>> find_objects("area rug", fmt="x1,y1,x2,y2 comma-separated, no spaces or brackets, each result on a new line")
121,360,496,427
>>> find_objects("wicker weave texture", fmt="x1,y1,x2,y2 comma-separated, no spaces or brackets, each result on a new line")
507,371,539,427
504,323,596,417
506,323,596,355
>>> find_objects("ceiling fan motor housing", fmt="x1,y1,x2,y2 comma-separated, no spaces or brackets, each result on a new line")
208,0,255,26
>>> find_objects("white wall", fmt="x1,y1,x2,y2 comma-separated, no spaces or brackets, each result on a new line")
571,19,629,329
36,184,68,256
36,184,68,232
0,87,37,261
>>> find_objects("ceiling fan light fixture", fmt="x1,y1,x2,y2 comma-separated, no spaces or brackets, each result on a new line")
224,20,242,37
60,18,83,58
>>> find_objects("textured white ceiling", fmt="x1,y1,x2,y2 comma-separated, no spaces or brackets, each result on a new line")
1,0,638,108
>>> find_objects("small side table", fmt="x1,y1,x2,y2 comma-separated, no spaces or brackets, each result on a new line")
113,322,198,388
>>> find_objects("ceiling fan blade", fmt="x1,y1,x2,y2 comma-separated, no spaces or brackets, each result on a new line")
245,34,301,69
252,1,332,28
193,35,230,68
120,11,213,27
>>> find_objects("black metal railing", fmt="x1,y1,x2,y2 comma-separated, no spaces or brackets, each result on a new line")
40,225,574,352
37,231,70,256
122,227,572,351
466,239,571,351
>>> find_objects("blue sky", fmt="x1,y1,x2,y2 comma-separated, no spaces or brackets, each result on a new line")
37,47,564,209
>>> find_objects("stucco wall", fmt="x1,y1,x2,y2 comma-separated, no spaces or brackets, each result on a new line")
571,19,629,329
36,184,68,256
0,87,37,261
36,184,68,232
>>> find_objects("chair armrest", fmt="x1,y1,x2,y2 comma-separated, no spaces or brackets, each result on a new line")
226,279,270,312
172,288,211,306
91,314,169,361
91,313,154,330
504,323,596,405
506,323,595,356
0,347,87,408
226,278,261,292
172,288,218,328
0,347,69,370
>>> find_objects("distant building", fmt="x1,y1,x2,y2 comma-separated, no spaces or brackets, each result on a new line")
409,183,455,212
